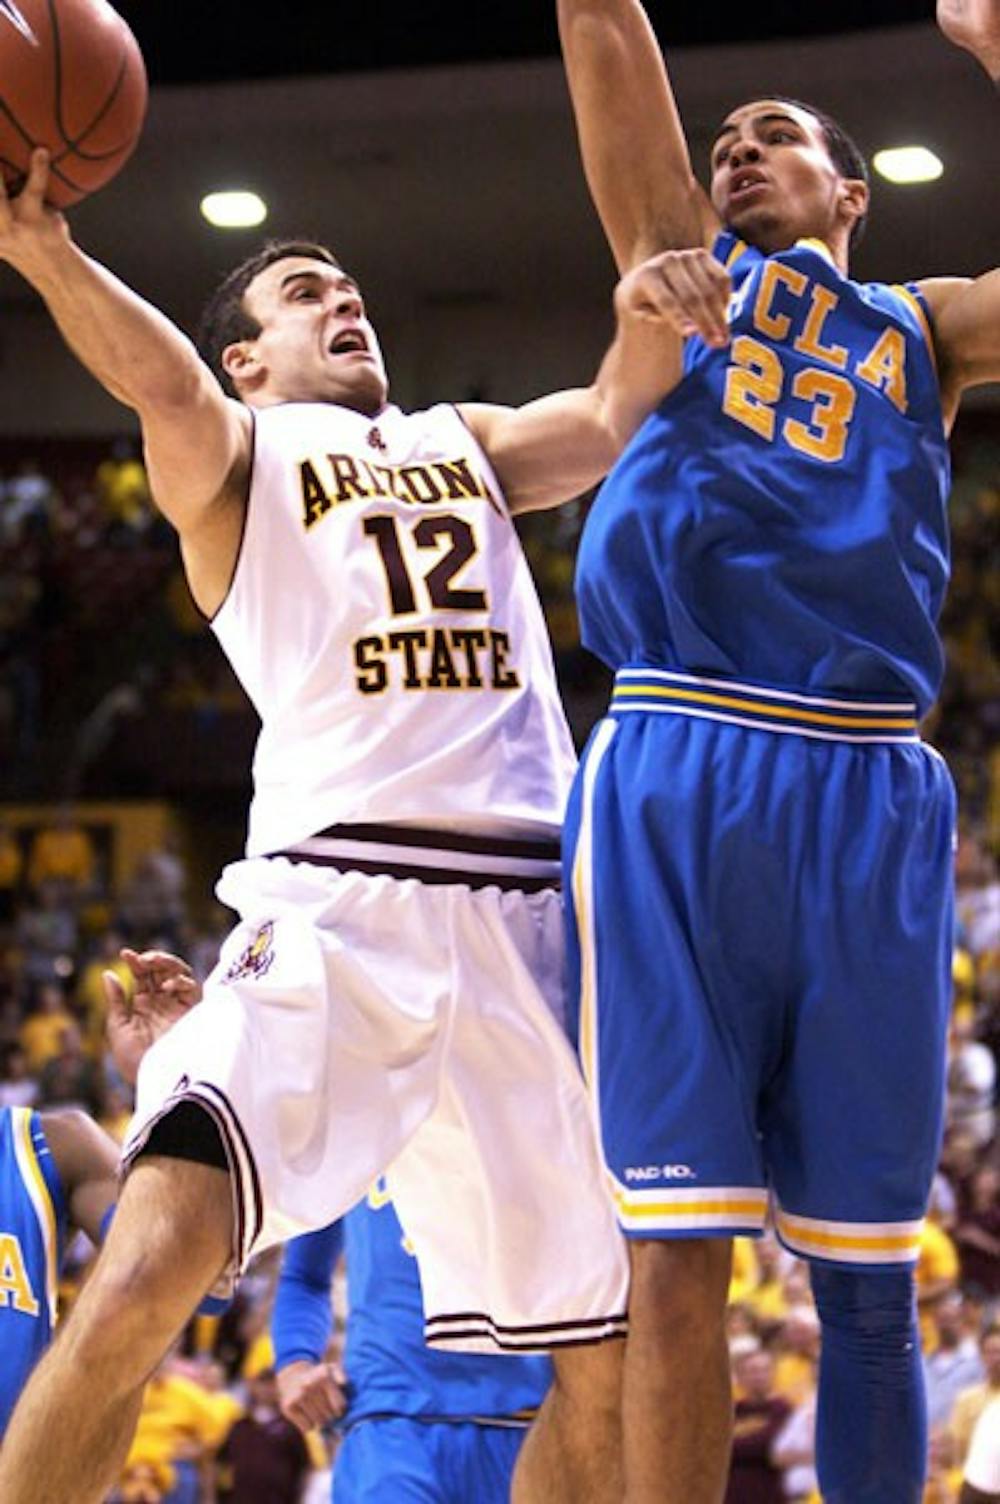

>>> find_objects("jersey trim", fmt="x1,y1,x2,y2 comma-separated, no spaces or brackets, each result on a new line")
424,1309,627,1352
775,1205,923,1266
11,1108,59,1327
892,284,937,373
611,1176,770,1236
276,823,562,892
611,670,919,742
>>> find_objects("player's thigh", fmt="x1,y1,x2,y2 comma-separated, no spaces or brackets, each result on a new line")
765,742,956,1263
390,882,628,1352
566,713,775,1235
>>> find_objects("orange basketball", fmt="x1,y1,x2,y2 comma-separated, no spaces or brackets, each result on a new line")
0,0,147,207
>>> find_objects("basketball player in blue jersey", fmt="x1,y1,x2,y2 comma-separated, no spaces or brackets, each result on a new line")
272,1190,553,1502
0,949,197,1440
555,2,1000,1501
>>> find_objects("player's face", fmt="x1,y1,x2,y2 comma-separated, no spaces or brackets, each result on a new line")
239,257,389,414
709,101,861,254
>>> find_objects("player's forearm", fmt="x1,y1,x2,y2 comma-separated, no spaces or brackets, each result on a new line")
596,313,683,448
14,234,212,417
557,0,709,269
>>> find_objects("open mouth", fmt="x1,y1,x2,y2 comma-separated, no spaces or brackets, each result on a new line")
328,329,370,356
729,171,768,203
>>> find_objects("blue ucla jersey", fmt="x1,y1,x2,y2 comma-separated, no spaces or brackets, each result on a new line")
0,1108,67,1436
273,1187,552,1427
576,234,951,715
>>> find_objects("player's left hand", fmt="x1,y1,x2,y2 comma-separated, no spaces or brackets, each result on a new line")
105,948,202,1084
936,0,1000,78
615,247,732,348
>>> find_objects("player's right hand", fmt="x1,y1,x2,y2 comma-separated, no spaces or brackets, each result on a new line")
615,247,732,348
276,1358,348,1434
0,148,70,267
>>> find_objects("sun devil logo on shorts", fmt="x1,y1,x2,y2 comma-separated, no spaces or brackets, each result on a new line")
223,920,276,983
624,1164,697,1182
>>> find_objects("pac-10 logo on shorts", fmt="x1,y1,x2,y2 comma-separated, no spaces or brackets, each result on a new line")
624,1164,698,1182
223,920,276,983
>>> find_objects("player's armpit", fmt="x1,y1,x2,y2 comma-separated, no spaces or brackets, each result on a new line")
557,0,716,271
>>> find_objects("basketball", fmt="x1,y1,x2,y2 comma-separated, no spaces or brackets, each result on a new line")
0,0,147,208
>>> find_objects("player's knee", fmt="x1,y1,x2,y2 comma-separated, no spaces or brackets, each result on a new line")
629,1237,732,1328
550,1336,623,1417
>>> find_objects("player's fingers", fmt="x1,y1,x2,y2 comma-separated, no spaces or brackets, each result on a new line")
102,968,128,1016
20,147,50,210
659,255,730,345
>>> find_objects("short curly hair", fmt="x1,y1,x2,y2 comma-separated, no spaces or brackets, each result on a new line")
197,240,342,395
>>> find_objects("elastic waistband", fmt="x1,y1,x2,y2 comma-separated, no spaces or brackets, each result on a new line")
610,670,920,743
272,821,562,893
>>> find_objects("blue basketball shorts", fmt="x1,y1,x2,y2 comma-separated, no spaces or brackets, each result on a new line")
332,1416,526,1502
564,670,957,1269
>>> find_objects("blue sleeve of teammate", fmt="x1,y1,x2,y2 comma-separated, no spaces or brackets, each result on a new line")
272,1219,344,1370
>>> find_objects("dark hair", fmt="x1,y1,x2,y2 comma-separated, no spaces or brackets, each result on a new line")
197,239,342,395
719,97,870,250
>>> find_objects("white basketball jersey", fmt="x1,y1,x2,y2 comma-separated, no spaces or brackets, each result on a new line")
212,401,577,856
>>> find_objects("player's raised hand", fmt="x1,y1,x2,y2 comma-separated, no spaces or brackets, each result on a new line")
276,1359,348,1434
0,148,70,266
104,947,202,1084
615,247,732,349
937,0,1000,78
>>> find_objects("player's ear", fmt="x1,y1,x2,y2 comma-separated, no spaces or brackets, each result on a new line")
221,340,261,388
838,176,869,233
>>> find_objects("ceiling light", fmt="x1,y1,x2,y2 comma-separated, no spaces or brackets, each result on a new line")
200,190,268,229
872,147,943,185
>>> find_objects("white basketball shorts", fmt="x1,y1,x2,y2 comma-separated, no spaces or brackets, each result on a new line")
122,854,628,1354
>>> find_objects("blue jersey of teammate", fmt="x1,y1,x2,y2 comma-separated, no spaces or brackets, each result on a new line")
576,233,951,714
272,1183,552,1427
0,1107,67,1437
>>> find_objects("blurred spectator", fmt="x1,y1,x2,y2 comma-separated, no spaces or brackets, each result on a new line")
961,1395,1000,1503
76,927,133,1055
0,821,23,925
956,827,1000,964
919,1209,964,1344
122,1349,234,1504
26,807,97,900
954,1167,1000,1303
926,1292,987,1430
1,457,56,545
0,1042,38,1108
36,1019,104,1116
14,881,79,989
744,1237,795,1331
94,436,153,542
726,1348,793,1504
215,1369,312,1504
948,1003,997,1151
117,852,186,948
951,1326,1000,1467
19,979,77,1072
772,1391,817,1503
771,1305,821,1410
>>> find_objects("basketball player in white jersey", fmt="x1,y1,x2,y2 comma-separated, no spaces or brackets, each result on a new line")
0,150,691,1504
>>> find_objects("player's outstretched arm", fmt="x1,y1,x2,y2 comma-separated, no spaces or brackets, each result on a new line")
557,0,716,271
38,1109,119,1247
0,149,250,573
937,0,1000,80
461,248,727,512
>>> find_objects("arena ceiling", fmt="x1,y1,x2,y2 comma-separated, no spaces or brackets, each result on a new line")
0,5,997,407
